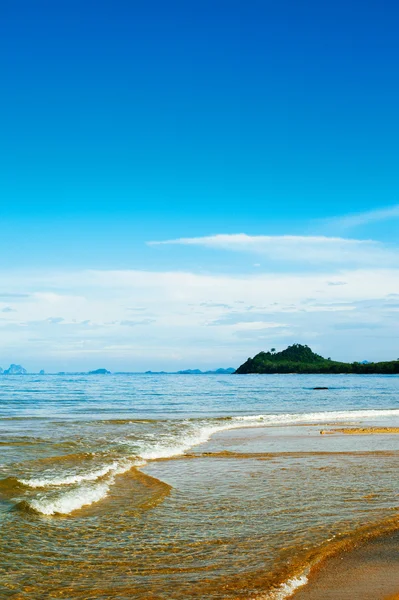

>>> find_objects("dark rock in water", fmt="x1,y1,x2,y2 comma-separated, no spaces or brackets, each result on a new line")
313,386,329,390
88,368,111,375
4,364,27,375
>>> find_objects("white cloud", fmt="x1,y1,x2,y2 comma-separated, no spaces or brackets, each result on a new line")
148,234,398,265
0,267,398,370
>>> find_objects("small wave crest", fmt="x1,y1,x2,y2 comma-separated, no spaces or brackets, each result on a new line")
234,408,399,424
17,460,136,515
259,571,309,599
18,460,127,488
25,480,111,515
138,425,222,460
133,408,399,461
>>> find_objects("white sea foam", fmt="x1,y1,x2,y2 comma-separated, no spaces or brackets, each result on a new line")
136,408,399,460
23,461,135,515
138,424,222,460
28,480,111,515
258,571,309,599
234,408,399,424
19,461,124,488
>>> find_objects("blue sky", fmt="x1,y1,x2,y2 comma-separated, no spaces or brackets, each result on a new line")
1,0,399,370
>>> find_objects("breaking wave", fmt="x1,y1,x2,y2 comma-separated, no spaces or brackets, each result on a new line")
17,460,136,515
18,460,132,488
131,408,399,461
26,480,110,515
259,571,309,599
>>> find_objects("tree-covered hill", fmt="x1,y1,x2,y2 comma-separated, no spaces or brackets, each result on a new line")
235,344,399,374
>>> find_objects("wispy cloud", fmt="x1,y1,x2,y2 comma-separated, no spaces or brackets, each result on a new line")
148,234,398,265
0,292,31,299
119,319,156,327
330,204,399,229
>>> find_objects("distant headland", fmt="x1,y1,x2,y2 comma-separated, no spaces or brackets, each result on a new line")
0,364,27,375
235,344,399,374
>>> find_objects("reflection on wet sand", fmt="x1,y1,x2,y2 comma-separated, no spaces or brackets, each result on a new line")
163,449,399,460
293,530,399,600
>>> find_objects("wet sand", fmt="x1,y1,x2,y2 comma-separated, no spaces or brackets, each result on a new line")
293,530,399,600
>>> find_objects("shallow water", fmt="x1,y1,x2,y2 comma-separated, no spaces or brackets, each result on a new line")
0,374,398,598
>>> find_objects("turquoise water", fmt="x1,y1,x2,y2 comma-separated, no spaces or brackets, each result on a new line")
2,373,399,420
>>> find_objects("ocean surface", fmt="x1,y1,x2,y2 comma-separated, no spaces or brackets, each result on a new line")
0,374,398,599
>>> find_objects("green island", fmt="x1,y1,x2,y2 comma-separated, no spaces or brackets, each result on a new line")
235,343,399,374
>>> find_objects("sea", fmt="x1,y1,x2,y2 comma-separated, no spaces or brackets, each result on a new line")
0,373,398,599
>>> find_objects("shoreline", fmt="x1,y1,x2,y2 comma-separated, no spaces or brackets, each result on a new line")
292,528,399,599
261,515,399,600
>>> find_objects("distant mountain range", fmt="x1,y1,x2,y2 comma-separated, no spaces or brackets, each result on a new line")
59,367,236,375
0,365,235,375
144,368,236,375
2,351,395,375
235,344,399,374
